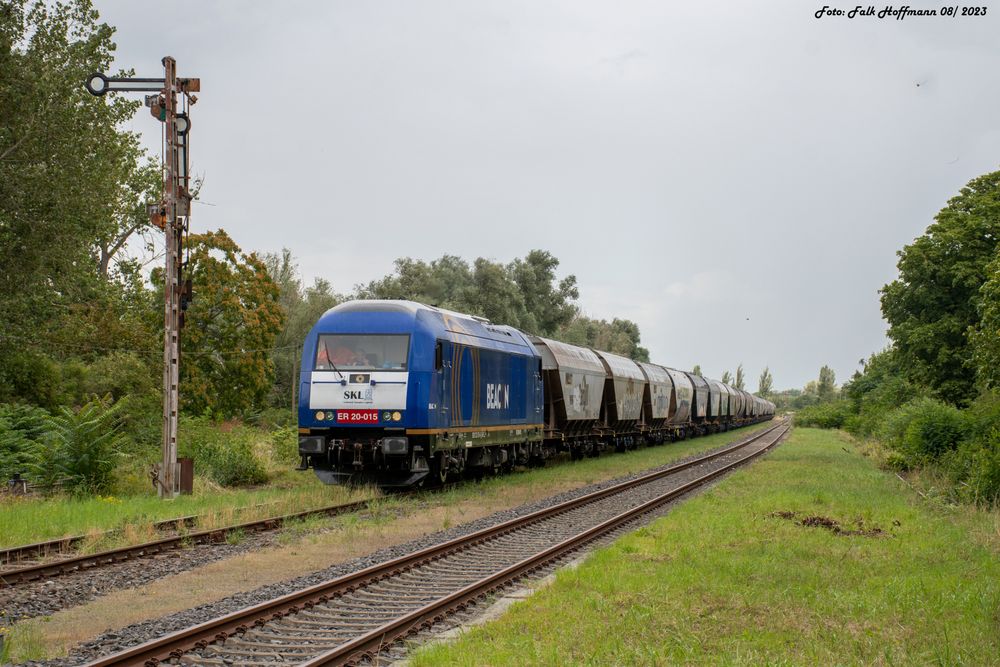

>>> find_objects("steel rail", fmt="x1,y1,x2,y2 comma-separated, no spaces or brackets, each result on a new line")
306,421,790,666
0,497,383,587
83,418,786,667
1,421,771,584
0,498,316,566
0,515,202,566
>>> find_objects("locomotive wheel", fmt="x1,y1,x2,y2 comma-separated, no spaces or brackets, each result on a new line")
432,452,448,485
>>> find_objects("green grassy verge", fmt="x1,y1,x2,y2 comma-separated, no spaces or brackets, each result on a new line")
0,424,771,552
412,427,1000,666
0,474,360,549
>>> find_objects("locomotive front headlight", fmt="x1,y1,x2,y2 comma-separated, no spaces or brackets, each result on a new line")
315,411,325,421
392,411,402,422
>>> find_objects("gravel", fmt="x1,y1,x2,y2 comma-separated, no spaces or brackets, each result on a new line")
15,423,782,667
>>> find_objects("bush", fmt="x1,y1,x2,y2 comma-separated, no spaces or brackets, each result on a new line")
879,397,969,467
270,427,300,466
178,417,269,487
964,432,1000,503
794,400,854,429
0,404,50,482
249,406,296,430
37,398,128,494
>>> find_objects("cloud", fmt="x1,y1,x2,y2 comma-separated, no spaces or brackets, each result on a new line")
663,271,733,303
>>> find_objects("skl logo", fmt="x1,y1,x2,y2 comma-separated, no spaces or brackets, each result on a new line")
344,388,374,402
486,383,510,410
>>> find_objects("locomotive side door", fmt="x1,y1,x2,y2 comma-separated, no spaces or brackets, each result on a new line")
533,356,543,423
436,339,451,427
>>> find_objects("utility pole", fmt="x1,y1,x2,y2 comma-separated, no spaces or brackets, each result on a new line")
86,58,200,498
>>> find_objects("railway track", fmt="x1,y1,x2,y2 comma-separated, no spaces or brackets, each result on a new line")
85,419,789,667
0,497,385,588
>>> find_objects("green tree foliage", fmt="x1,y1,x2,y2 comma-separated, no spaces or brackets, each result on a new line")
881,169,1000,404
30,398,126,494
818,365,837,401
794,400,854,429
0,403,49,481
0,0,159,405
841,348,921,435
971,249,1000,390
556,315,650,361
357,250,578,337
720,371,732,384
735,364,745,391
692,364,702,375
507,250,579,335
172,230,284,418
757,366,773,397
264,249,343,414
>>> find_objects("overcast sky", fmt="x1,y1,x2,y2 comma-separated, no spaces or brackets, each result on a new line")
96,0,999,390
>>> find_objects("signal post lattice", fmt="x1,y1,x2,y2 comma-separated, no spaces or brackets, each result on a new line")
86,58,200,498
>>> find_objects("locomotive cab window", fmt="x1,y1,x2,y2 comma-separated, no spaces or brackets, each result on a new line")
315,334,409,371
434,341,443,370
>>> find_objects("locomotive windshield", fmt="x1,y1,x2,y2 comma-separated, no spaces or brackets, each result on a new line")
315,334,410,371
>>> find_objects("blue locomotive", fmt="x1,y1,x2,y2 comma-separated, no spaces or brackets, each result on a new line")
297,300,774,488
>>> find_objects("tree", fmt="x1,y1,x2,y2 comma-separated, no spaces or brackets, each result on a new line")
758,367,773,397
359,254,473,309
692,364,702,375
507,250,578,336
720,371,732,384
357,249,579,337
735,364,745,390
264,249,344,414
971,249,1000,390
0,0,156,403
818,365,837,401
171,230,284,418
556,315,650,361
880,169,1000,404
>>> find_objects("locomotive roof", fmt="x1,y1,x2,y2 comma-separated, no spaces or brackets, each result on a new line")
316,299,537,354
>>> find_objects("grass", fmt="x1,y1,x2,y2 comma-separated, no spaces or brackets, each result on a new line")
0,423,772,552
0,474,367,550
0,425,776,664
411,427,1000,666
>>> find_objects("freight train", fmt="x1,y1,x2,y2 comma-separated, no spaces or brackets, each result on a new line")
297,300,775,488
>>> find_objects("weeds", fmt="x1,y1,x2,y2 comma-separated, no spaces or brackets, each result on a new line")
224,528,245,545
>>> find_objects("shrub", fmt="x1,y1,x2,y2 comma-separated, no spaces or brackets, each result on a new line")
250,406,296,430
178,417,269,487
794,400,854,429
965,432,1000,503
879,397,969,466
270,427,300,466
0,404,50,482
37,398,128,494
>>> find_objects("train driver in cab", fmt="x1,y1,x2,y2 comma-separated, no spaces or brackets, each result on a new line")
317,339,367,369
